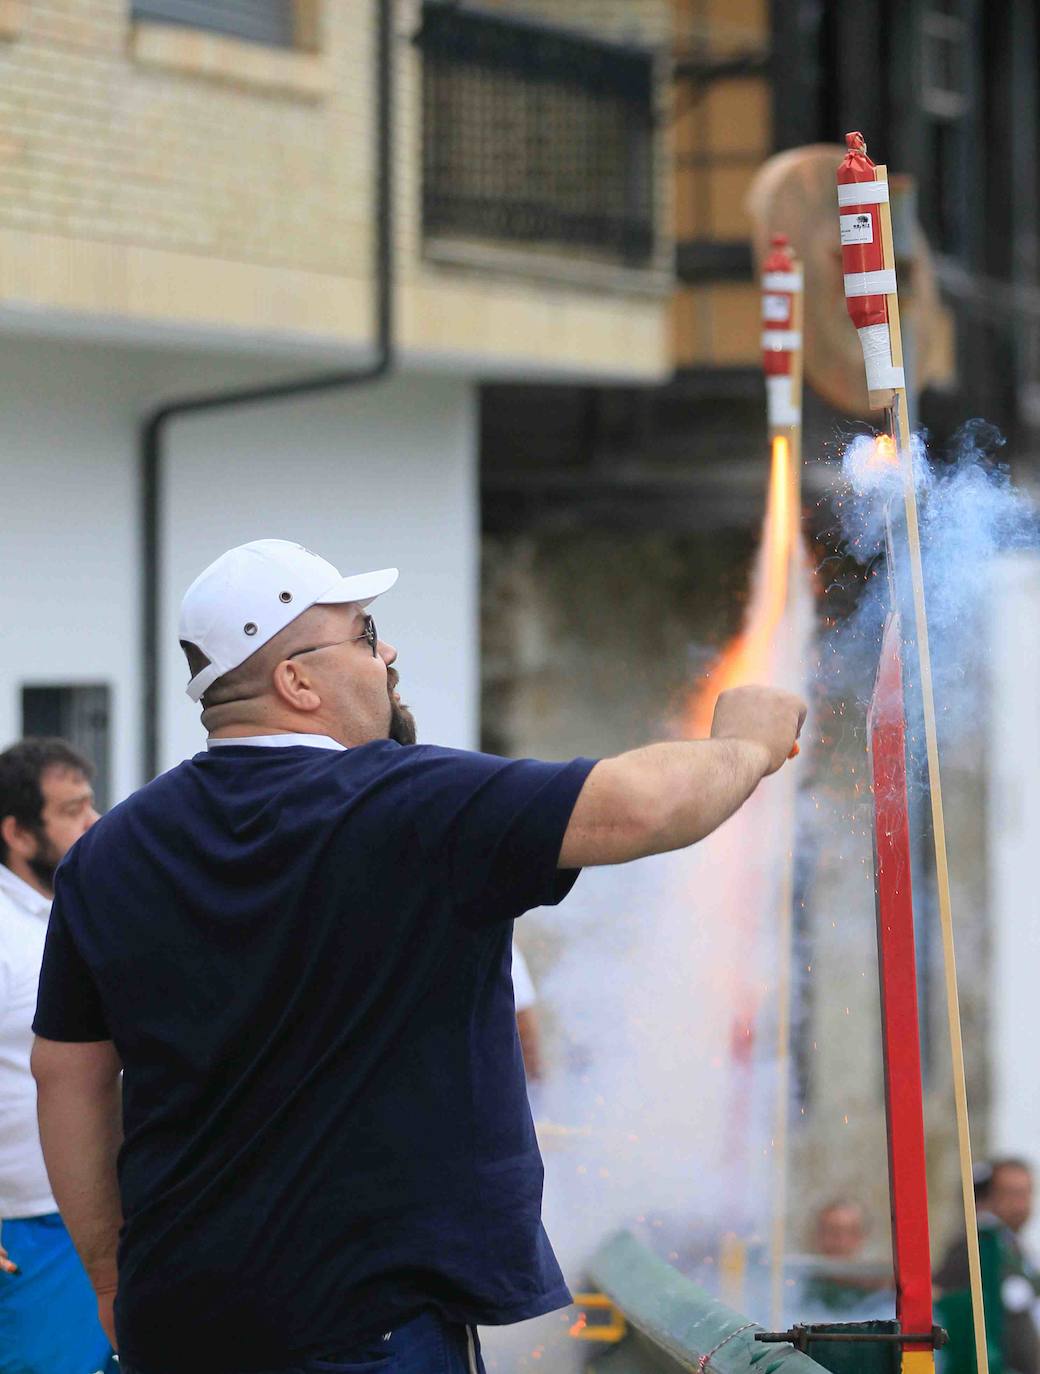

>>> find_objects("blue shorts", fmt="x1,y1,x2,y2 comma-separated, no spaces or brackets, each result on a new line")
0,1212,116,1374
121,1308,486,1374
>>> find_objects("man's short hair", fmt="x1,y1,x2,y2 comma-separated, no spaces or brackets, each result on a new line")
0,738,94,866
180,639,253,710
180,640,210,681
976,1157,1033,1202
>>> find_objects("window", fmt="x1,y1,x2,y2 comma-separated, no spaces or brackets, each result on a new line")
131,1,296,47
22,686,112,812
920,4,970,120
917,3,974,258
418,3,656,266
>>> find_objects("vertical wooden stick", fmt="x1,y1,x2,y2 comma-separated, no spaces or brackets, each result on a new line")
768,268,803,1326
789,267,804,515
877,166,988,1374
769,780,796,1329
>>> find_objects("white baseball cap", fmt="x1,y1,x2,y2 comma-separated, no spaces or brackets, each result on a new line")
179,539,398,702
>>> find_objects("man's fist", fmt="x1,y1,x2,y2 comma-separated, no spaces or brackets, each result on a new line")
711,684,807,776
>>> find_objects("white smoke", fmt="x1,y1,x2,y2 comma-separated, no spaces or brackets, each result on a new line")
481,476,815,1372
482,424,1037,1372
821,421,1036,734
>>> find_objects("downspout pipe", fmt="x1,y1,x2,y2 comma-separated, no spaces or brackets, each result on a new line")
140,0,394,782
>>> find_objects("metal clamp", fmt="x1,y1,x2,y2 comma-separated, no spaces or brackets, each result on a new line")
755,1326,948,1352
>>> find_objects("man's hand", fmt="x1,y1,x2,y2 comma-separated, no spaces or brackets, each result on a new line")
711,685,807,775
0,1242,19,1276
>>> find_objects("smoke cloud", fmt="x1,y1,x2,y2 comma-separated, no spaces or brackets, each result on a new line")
481,423,1038,1372
820,421,1036,733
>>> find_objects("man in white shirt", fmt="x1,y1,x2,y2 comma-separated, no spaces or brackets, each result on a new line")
511,942,543,1081
0,739,111,1374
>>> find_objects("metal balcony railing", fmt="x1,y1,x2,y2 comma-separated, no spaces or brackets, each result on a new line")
418,3,656,266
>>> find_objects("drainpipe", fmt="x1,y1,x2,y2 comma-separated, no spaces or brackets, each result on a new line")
140,0,394,782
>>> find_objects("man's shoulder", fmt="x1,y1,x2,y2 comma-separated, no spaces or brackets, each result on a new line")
63,761,197,859
381,746,595,818
0,866,50,924
0,876,25,920
349,741,513,775
103,761,193,821
375,743,565,770
0,877,32,954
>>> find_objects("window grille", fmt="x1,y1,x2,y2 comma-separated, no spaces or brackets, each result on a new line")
22,685,112,812
920,7,970,120
131,1,295,48
418,3,656,266
917,3,974,256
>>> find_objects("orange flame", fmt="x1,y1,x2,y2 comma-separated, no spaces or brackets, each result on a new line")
870,433,898,468
686,434,799,737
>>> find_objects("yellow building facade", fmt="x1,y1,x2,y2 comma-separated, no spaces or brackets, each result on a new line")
672,0,770,369
0,0,675,379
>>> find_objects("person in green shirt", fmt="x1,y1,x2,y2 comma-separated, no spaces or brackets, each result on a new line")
802,1199,892,1315
936,1159,1040,1374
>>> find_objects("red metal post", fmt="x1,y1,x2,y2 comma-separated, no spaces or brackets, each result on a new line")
867,613,935,1353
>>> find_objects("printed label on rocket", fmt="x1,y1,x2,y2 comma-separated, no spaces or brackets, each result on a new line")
762,294,789,322
840,212,874,246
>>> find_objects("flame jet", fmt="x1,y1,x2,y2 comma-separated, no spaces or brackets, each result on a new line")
685,238,812,1313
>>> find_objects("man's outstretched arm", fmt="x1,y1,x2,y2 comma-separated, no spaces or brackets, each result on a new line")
31,1035,123,1348
560,684,806,868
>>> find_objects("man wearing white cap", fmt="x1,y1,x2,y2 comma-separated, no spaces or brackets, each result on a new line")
30,538,805,1374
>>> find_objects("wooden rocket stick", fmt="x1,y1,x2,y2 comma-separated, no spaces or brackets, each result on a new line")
768,264,804,1328
769,765,797,1330
876,164,988,1374
788,263,805,513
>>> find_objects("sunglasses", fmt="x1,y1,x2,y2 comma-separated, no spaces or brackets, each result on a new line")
288,614,379,660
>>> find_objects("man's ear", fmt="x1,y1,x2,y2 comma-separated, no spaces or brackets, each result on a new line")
1,814,38,861
270,659,322,713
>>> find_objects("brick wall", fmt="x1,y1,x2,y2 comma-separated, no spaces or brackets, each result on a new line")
0,1,375,278
0,0,673,377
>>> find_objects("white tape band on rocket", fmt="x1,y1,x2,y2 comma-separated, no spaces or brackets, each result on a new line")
843,268,898,298
766,375,800,428
762,271,802,293
857,323,905,391
761,330,801,351
837,181,890,207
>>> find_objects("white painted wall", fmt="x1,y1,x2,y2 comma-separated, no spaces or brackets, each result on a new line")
988,551,1040,1250
0,336,142,803
161,374,478,768
0,333,478,803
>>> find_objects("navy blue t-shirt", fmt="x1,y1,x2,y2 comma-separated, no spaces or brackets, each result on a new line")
33,739,596,1374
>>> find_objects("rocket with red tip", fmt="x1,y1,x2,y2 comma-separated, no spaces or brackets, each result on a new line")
761,233,804,438
837,132,907,406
